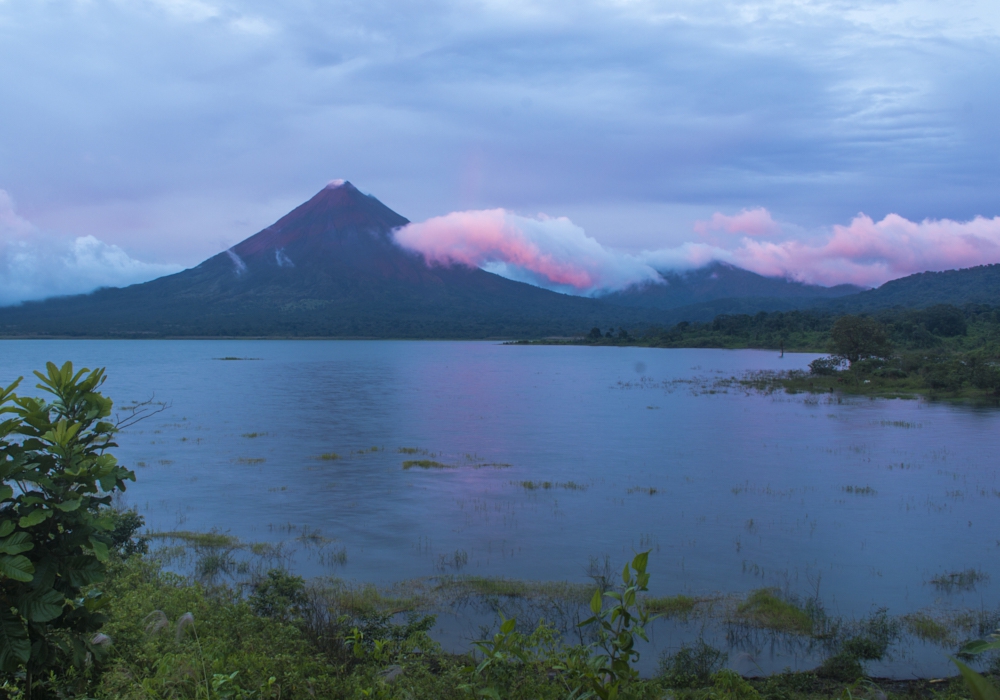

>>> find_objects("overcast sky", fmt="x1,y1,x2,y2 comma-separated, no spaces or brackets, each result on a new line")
1,0,998,301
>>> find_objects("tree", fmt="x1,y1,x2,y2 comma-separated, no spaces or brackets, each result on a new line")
0,362,136,693
588,327,603,340
829,315,893,367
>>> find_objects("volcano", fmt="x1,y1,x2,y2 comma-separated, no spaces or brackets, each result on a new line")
0,182,660,338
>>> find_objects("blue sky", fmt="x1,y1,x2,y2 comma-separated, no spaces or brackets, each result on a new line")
1,0,998,301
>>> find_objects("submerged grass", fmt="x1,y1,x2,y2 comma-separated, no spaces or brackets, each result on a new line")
734,588,814,636
644,594,702,618
903,612,954,645
930,568,990,592
147,530,241,548
435,575,593,603
402,459,454,470
513,480,588,491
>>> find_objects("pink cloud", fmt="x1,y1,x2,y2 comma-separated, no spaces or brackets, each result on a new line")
394,209,661,294
394,203,1000,295
726,212,1000,287
694,207,781,237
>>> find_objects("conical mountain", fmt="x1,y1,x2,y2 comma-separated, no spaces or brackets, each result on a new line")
0,182,662,338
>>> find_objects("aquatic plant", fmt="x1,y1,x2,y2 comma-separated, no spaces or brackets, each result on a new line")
733,588,813,636
402,459,453,469
931,568,990,592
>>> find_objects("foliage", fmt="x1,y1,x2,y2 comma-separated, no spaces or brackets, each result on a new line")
248,569,307,623
828,316,893,366
0,362,136,692
560,550,659,700
658,639,727,688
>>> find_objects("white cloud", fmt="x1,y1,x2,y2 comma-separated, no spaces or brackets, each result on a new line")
0,190,182,306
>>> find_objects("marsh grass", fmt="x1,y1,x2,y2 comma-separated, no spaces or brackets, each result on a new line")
398,447,425,455
733,588,814,636
241,432,268,438
644,594,702,618
930,568,990,592
148,530,241,548
903,612,954,645
877,420,921,428
318,546,348,567
402,459,454,469
317,452,340,460
842,485,877,495
513,480,588,491
235,457,266,465
435,575,592,603
296,526,330,545
627,486,659,495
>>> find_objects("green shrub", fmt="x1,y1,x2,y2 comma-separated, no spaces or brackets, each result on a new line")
0,362,137,693
658,638,727,688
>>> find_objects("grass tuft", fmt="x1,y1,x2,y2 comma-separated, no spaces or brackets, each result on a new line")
402,460,453,470
734,588,813,636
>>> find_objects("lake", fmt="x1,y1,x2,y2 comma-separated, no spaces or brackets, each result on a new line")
1,340,997,676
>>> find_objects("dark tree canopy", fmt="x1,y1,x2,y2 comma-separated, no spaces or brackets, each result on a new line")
829,315,894,366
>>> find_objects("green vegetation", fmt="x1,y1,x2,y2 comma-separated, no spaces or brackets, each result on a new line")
930,569,990,592
0,362,137,694
513,480,589,491
533,304,1000,400
644,594,700,618
401,460,453,469
732,588,814,636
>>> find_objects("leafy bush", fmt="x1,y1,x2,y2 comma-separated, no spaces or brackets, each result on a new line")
808,357,845,376
0,362,137,692
658,638,727,688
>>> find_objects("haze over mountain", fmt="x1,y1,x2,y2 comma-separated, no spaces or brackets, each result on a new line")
601,262,862,311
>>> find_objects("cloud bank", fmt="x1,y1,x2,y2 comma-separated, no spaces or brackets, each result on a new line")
395,209,660,295
395,207,1000,295
0,191,182,306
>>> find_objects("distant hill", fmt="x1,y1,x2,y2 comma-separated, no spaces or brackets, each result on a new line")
0,182,665,338
601,262,861,311
818,264,1000,313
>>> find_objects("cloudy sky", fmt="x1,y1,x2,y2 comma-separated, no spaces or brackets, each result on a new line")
1,0,999,302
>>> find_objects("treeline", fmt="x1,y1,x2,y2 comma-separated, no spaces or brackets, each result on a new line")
578,303,1000,355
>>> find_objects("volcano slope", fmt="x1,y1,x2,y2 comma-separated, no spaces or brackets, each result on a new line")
0,182,667,338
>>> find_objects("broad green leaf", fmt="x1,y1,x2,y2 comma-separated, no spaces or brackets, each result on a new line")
590,589,603,615
0,485,12,501
0,520,13,538
478,688,502,700
18,508,48,528
0,554,35,582
53,499,81,512
0,532,33,556
962,639,1000,655
15,588,65,623
88,537,109,562
622,563,630,584
500,617,516,635
62,555,105,588
0,606,30,672
953,658,1000,700
632,551,649,575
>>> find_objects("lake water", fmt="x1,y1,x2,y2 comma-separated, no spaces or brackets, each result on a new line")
1,340,997,677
